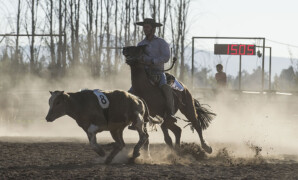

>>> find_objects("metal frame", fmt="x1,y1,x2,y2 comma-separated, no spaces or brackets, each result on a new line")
191,36,266,91
0,34,64,37
0,33,65,43
256,46,272,90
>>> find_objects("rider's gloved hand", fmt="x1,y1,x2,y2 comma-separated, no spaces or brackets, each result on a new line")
126,56,136,65
141,55,154,66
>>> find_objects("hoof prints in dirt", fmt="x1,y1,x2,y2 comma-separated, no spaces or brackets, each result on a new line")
1,140,298,179
175,142,207,161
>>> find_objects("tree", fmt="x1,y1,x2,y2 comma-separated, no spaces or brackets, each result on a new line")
15,0,22,67
25,0,37,73
86,0,93,68
278,66,296,91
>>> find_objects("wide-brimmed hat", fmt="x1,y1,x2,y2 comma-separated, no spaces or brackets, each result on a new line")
135,18,163,27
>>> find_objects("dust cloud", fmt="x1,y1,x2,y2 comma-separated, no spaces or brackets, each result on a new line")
193,90,298,160
0,66,297,163
0,64,131,138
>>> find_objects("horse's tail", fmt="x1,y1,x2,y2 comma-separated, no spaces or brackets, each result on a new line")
140,98,163,125
194,98,216,130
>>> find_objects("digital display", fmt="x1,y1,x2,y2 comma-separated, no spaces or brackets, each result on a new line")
214,44,256,55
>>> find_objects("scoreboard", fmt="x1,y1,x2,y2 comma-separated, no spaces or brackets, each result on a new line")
214,44,256,55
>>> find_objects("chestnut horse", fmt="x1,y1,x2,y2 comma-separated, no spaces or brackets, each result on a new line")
123,45,215,153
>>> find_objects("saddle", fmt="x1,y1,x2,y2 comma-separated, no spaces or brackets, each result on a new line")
166,73,175,86
146,71,184,91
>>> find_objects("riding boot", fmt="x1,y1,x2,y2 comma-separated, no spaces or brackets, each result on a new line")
161,84,177,123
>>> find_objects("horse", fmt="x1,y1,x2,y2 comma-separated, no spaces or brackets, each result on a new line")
45,89,163,164
123,45,215,154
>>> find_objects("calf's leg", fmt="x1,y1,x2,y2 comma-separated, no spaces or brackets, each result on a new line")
87,124,105,157
105,128,125,164
132,112,149,159
142,123,151,158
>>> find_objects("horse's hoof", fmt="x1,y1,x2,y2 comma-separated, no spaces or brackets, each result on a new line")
202,143,212,154
175,143,181,149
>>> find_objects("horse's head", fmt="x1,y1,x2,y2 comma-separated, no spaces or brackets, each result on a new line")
46,91,68,122
122,45,147,66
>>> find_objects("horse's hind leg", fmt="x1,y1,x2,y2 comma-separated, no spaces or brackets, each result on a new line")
179,91,212,153
132,112,149,160
105,128,125,164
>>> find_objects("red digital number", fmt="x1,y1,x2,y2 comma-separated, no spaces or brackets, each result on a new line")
247,45,254,55
239,45,245,55
230,44,237,55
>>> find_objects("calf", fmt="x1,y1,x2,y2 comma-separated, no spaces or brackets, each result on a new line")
45,89,162,164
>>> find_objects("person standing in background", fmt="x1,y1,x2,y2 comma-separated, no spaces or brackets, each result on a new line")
215,64,227,88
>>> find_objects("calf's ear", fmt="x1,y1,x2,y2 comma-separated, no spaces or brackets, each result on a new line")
56,91,64,95
49,91,53,95
63,93,70,102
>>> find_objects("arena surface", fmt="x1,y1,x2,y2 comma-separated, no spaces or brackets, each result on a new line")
1,136,297,179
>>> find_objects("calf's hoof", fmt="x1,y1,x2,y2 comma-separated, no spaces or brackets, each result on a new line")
128,157,136,164
95,148,106,157
133,151,141,158
104,157,112,164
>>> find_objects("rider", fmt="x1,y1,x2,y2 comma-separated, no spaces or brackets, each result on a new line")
134,18,177,122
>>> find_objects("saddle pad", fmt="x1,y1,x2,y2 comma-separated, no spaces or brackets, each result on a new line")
171,79,184,91
93,89,110,109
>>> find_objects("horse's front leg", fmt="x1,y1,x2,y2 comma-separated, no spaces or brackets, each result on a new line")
87,124,105,157
165,120,182,147
161,123,173,148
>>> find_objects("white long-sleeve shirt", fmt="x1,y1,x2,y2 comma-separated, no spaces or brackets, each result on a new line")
137,36,170,71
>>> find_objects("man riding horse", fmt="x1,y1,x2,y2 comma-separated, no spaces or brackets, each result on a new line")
129,18,177,126
124,19,214,153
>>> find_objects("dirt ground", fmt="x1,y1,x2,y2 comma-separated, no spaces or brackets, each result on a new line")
0,137,297,180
